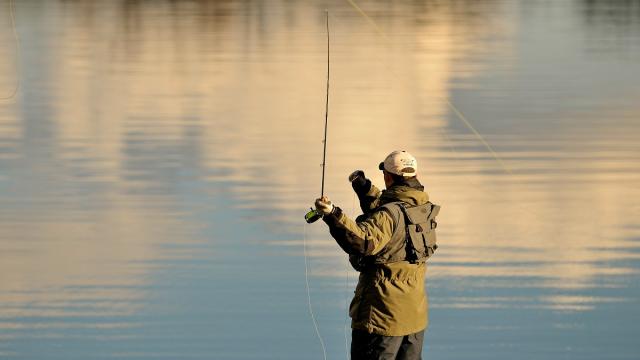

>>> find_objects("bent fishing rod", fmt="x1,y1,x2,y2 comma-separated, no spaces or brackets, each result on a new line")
305,10,330,224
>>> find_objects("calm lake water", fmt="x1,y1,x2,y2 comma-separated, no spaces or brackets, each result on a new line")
1,0,639,359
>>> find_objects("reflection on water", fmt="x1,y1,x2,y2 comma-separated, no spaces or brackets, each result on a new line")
1,0,639,359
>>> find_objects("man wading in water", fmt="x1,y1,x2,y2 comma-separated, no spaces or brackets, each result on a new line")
314,150,440,360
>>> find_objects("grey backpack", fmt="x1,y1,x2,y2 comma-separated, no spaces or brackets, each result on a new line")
350,201,440,270
393,202,440,263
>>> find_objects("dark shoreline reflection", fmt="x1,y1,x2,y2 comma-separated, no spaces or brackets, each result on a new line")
580,0,640,54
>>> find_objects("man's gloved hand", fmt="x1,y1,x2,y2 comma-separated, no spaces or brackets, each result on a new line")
349,170,371,195
348,170,365,183
314,196,335,216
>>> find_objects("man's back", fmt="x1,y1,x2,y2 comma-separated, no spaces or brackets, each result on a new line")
349,183,429,336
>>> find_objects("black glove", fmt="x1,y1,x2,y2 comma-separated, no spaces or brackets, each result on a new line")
348,170,371,195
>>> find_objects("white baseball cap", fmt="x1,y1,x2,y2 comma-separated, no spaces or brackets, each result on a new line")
378,150,418,177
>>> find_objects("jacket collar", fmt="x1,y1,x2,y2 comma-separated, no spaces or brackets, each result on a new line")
379,177,428,206
390,177,424,191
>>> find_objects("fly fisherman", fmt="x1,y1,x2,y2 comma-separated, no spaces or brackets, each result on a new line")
314,150,440,360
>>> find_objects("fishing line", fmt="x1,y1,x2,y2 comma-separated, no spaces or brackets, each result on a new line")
338,0,556,230
345,0,391,44
339,0,545,245
343,0,515,176
303,222,328,360
343,267,350,360
0,0,20,103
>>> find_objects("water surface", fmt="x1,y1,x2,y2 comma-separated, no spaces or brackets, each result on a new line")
1,0,639,359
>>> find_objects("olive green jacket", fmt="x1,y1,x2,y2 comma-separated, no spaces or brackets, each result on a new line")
323,179,429,336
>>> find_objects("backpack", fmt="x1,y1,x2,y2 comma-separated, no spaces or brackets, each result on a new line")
349,201,440,270
393,201,440,263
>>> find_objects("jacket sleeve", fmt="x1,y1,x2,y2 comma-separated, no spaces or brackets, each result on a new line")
322,207,395,256
352,178,383,214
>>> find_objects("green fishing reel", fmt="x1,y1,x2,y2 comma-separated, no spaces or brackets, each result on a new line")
304,208,322,224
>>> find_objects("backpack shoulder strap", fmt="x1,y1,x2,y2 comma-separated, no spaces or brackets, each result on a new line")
377,201,405,234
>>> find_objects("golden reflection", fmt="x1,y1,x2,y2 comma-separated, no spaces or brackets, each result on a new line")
0,202,185,325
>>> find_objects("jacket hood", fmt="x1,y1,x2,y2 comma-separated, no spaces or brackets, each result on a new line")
379,178,429,206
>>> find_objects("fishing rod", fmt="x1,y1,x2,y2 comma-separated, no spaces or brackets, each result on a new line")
305,10,330,224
